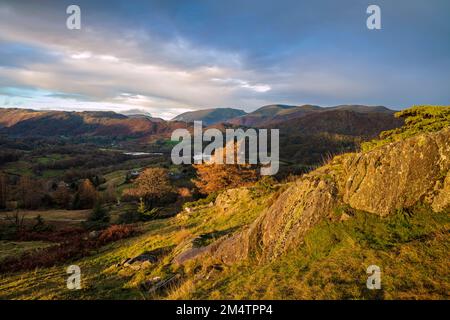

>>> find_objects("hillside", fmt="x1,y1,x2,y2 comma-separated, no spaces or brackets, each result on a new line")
0,106,448,300
0,108,185,139
276,109,403,171
171,108,247,126
277,109,402,136
227,104,394,127
226,104,316,126
0,106,403,172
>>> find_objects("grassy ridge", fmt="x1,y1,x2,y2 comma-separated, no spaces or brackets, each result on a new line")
362,106,450,151
2,198,446,299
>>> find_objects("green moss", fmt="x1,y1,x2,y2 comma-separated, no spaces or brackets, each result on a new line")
361,106,450,152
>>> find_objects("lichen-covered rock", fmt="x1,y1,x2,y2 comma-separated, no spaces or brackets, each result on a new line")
343,128,450,216
212,171,339,263
431,172,450,212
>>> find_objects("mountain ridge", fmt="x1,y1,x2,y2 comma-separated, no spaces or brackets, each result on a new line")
228,104,395,127
0,108,186,139
0,105,399,140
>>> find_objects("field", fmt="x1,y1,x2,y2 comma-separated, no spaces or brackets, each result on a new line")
0,241,54,263
0,209,89,223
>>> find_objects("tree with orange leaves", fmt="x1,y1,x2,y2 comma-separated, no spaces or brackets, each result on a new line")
78,179,98,209
192,141,258,194
123,167,172,209
193,162,258,194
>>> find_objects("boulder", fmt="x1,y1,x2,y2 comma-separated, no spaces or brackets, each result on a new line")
118,246,173,269
141,274,182,295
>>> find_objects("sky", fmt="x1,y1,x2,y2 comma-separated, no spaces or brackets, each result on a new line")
0,0,449,119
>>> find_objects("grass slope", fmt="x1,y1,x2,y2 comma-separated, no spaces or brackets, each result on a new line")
1,191,448,299
170,205,450,300
0,185,276,299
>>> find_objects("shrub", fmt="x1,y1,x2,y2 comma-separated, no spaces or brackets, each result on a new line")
31,215,53,233
15,227,85,242
97,225,136,245
183,192,218,209
117,199,159,224
88,202,110,223
83,202,110,230
0,239,91,273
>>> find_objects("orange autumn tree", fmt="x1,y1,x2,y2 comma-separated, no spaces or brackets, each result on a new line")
123,167,172,209
78,179,98,209
192,142,258,194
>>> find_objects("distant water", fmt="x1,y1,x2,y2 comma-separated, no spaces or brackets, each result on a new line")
123,152,163,156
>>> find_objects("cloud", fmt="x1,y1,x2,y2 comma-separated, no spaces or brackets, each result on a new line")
0,0,449,118
211,78,271,93
70,51,93,60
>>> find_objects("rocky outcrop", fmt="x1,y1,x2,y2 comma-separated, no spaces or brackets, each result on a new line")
117,246,173,270
211,171,339,263
209,128,450,264
431,173,450,212
343,128,450,216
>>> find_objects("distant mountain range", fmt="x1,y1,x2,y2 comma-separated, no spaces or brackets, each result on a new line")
117,109,164,122
0,105,401,143
172,104,395,127
228,104,394,127
0,105,404,171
